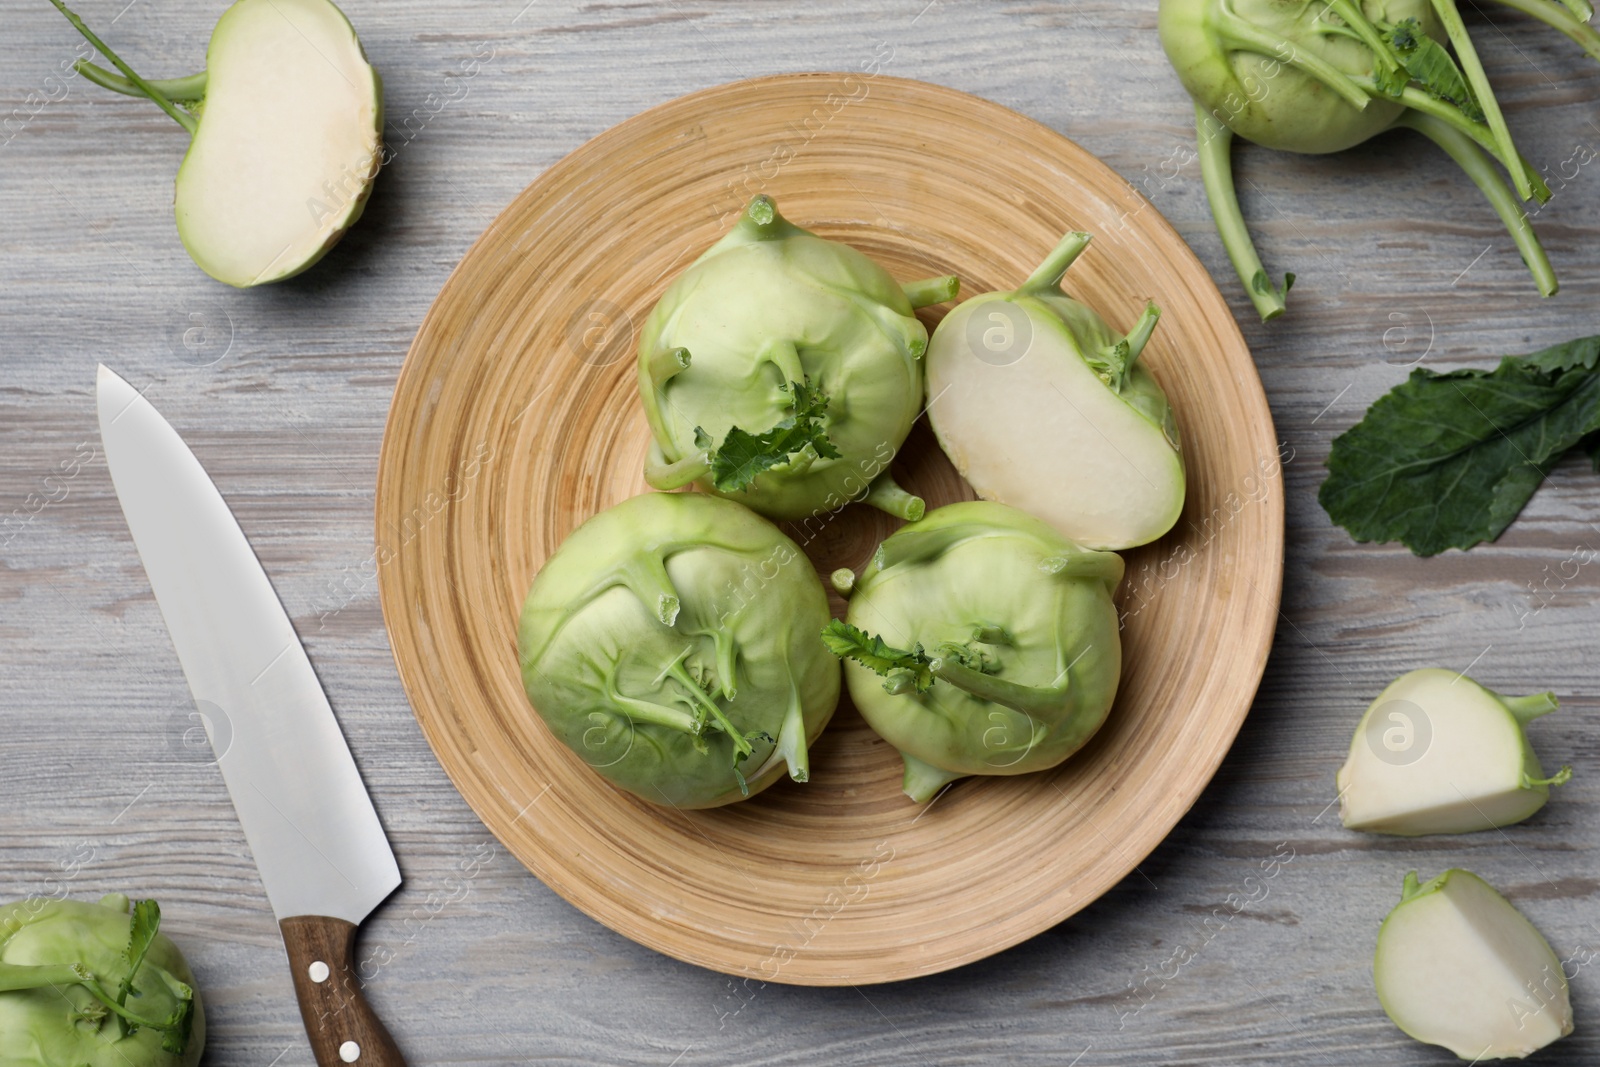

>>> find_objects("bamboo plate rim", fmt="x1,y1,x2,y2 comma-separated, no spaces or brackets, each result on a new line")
376,72,1284,985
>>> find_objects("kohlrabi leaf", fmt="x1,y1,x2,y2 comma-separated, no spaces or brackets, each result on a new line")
701,379,842,493
1386,18,1485,122
821,620,935,694
1320,335,1600,556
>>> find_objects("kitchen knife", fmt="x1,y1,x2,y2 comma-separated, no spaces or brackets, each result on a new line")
96,365,406,1067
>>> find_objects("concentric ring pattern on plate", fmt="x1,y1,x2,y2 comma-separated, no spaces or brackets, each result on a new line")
376,73,1283,985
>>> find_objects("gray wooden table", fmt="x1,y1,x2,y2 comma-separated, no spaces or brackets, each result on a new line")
5,2,1599,1064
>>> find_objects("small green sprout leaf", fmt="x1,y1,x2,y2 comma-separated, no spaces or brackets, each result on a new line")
702,379,842,493
821,619,935,694
1385,18,1484,122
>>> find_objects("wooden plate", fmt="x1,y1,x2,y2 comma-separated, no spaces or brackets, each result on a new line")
376,74,1283,985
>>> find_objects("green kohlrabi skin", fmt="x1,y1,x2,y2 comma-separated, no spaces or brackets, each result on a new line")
637,195,936,522
0,895,204,1067
838,501,1124,802
1159,0,1440,154
518,491,841,808
925,231,1184,552
1159,0,1567,319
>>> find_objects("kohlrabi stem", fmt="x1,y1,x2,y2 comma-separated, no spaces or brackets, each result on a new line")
862,470,925,521
48,0,198,135
1093,301,1162,391
646,346,691,387
1398,112,1558,297
1362,79,1554,202
645,449,712,490
0,961,93,993
74,62,206,102
903,274,961,308
665,659,752,756
1019,231,1092,295
1194,104,1291,322
1216,13,1372,109
1428,0,1537,201
901,753,964,803
930,655,1070,717
1323,0,1403,77
1523,766,1574,787
1499,690,1561,722
605,685,703,735
829,568,856,597
1483,0,1600,61
618,555,683,626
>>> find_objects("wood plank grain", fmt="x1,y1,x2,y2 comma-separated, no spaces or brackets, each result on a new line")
3,0,1598,1063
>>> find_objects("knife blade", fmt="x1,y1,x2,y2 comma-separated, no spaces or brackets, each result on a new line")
96,365,406,1067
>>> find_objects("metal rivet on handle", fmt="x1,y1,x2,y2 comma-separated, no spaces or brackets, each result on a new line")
339,1040,361,1062
308,961,331,983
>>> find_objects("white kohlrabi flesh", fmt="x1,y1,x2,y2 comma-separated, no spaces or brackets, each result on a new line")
1337,668,1570,835
54,0,382,287
1375,869,1573,1060
925,231,1183,551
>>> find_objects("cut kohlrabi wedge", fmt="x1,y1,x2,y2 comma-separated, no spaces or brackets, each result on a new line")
1337,668,1570,835
53,0,382,287
924,231,1184,551
1375,868,1573,1060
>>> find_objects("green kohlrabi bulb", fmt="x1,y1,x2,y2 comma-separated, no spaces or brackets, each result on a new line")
1159,0,1440,155
637,195,957,523
0,895,204,1067
823,501,1124,802
517,491,841,808
926,231,1184,552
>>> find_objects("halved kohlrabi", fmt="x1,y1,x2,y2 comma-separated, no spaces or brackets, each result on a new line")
1337,668,1570,836
54,0,382,287
1375,868,1573,1060
925,231,1184,551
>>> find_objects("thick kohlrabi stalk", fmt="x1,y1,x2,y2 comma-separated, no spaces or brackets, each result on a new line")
0,895,203,1065
823,501,1124,802
638,195,957,521
518,492,840,808
51,0,382,287
1160,0,1583,319
924,231,1184,551
1337,668,1570,835
1375,869,1573,1059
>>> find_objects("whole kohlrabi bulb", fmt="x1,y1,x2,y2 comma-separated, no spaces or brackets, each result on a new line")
823,501,1124,802
637,195,954,523
0,894,204,1067
1159,0,1440,154
518,491,840,808
925,230,1184,551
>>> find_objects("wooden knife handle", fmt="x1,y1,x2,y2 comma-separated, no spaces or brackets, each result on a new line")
280,915,407,1067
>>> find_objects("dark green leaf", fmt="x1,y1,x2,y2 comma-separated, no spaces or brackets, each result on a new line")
1319,335,1600,555
820,620,935,694
1385,18,1484,122
706,379,841,493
